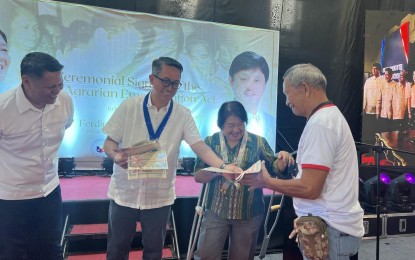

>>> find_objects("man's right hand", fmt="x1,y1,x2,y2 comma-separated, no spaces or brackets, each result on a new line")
289,217,299,243
114,152,128,169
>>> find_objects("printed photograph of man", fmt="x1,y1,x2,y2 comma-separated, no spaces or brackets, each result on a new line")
229,51,275,145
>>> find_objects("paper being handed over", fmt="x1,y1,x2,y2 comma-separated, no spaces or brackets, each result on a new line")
122,140,168,180
202,160,261,181
114,140,160,156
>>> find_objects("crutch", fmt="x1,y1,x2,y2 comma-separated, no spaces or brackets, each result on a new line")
259,157,298,259
259,191,285,259
186,182,210,260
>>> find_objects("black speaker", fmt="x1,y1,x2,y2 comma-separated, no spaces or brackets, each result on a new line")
181,157,195,174
102,157,114,174
58,157,75,176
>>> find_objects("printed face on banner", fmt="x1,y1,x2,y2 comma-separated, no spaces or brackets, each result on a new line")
11,10,40,52
0,33,10,81
230,67,267,114
0,0,279,160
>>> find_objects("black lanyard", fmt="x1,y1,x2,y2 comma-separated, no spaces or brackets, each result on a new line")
308,101,333,120
143,92,173,140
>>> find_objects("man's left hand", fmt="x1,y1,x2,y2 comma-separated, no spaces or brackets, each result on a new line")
276,151,295,172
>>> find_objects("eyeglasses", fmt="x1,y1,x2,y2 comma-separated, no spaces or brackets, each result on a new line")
153,74,182,89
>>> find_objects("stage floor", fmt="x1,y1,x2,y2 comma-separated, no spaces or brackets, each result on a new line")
60,174,284,257
60,174,274,201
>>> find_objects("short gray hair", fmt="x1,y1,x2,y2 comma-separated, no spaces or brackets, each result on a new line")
283,63,327,91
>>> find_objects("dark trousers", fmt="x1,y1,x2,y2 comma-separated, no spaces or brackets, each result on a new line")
378,117,392,134
393,119,405,134
362,113,379,143
410,108,415,128
0,186,63,260
106,200,171,260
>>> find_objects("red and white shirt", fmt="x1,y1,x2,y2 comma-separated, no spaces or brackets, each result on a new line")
294,104,364,237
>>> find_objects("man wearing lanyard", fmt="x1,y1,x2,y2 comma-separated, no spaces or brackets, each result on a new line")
102,57,241,260
241,64,364,259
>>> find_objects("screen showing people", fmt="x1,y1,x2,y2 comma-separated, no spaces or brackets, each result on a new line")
362,12,415,167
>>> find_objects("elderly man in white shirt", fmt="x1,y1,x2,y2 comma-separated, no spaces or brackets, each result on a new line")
241,64,364,260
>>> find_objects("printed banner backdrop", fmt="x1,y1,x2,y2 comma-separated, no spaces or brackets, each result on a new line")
0,0,279,167
362,11,415,167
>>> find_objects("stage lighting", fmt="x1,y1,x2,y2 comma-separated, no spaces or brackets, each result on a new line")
363,173,391,213
388,173,415,212
58,157,75,177
102,157,114,174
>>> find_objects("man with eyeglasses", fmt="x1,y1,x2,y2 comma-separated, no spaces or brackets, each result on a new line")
102,57,241,260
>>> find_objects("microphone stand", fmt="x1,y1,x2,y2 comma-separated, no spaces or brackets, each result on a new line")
355,141,415,260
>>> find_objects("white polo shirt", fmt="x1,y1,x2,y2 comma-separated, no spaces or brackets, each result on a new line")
294,105,364,237
102,93,202,209
0,86,74,200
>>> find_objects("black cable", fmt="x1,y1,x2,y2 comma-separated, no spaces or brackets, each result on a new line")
277,128,296,153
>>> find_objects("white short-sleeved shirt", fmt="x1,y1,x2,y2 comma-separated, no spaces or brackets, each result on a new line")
102,93,202,209
0,86,74,200
294,105,364,237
